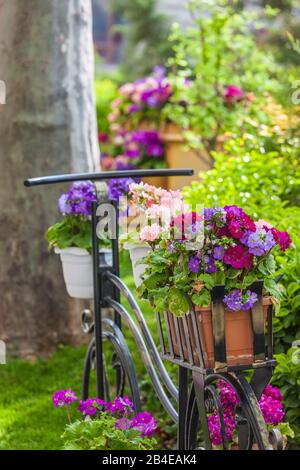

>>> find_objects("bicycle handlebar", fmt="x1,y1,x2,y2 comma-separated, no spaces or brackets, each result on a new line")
24,168,194,188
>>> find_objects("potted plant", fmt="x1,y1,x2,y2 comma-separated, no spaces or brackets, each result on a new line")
47,181,111,299
122,181,183,287
138,205,292,367
52,389,157,450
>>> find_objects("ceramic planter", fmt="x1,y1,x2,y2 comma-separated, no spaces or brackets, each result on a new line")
159,122,213,190
166,297,272,368
123,243,150,287
55,247,112,299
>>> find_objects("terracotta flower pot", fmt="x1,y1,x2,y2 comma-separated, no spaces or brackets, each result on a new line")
159,122,214,190
167,297,272,368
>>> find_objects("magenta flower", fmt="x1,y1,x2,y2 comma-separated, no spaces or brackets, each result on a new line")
271,228,292,252
131,411,157,437
224,85,244,104
259,395,285,425
224,244,253,270
52,389,78,408
207,382,285,446
207,413,236,446
264,384,283,402
105,396,134,414
78,398,106,416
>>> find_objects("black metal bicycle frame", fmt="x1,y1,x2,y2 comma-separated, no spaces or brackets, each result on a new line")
25,168,194,402
25,167,281,450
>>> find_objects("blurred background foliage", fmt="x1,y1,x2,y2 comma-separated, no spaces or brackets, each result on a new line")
1,0,299,450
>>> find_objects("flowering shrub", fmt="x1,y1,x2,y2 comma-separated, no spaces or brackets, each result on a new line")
207,381,293,448
138,205,291,316
99,67,170,172
52,390,157,450
162,1,282,154
46,181,98,251
109,66,171,129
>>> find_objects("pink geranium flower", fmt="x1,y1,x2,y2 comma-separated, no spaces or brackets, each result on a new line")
140,224,163,242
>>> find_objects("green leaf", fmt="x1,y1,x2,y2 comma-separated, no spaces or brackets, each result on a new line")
192,290,211,307
143,272,169,290
198,273,215,288
167,288,190,317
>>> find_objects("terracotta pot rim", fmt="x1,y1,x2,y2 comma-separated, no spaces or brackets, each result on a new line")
193,296,273,313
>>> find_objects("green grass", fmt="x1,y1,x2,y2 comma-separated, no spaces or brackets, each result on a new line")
0,252,177,450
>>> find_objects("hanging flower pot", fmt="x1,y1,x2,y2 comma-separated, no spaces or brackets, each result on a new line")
123,243,150,288
55,247,113,299
47,180,111,299
55,247,93,299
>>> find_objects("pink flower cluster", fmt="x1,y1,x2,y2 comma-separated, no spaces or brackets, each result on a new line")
207,381,285,446
101,68,171,172
128,182,183,242
117,66,172,112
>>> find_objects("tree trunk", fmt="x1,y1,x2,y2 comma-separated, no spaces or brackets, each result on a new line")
0,0,99,358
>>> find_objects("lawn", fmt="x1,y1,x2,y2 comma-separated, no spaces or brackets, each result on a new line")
0,252,177,450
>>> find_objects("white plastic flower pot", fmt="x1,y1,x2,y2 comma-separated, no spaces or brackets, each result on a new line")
55,247,113,299
123,243,150,287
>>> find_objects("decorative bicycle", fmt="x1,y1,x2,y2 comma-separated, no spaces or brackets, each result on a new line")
25,168,283,450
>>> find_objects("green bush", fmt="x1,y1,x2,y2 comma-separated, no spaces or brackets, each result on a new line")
164,0,282,154
94,79,119,135
62,417,156,451
184,141,300,353
273,347,300,446
184,138,300,445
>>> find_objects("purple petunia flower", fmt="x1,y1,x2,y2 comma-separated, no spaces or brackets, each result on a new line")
52,389,78,408
241,290,258,310
205,254,217,274
131,411,157,438
213,246,224,260
223,289,258,311
108,178,135,201
58,181,97,217
115,417,132,431
241,228,275,256
189,256,200,273
223,289,243,311
58,194,72,214
203,207,226,223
